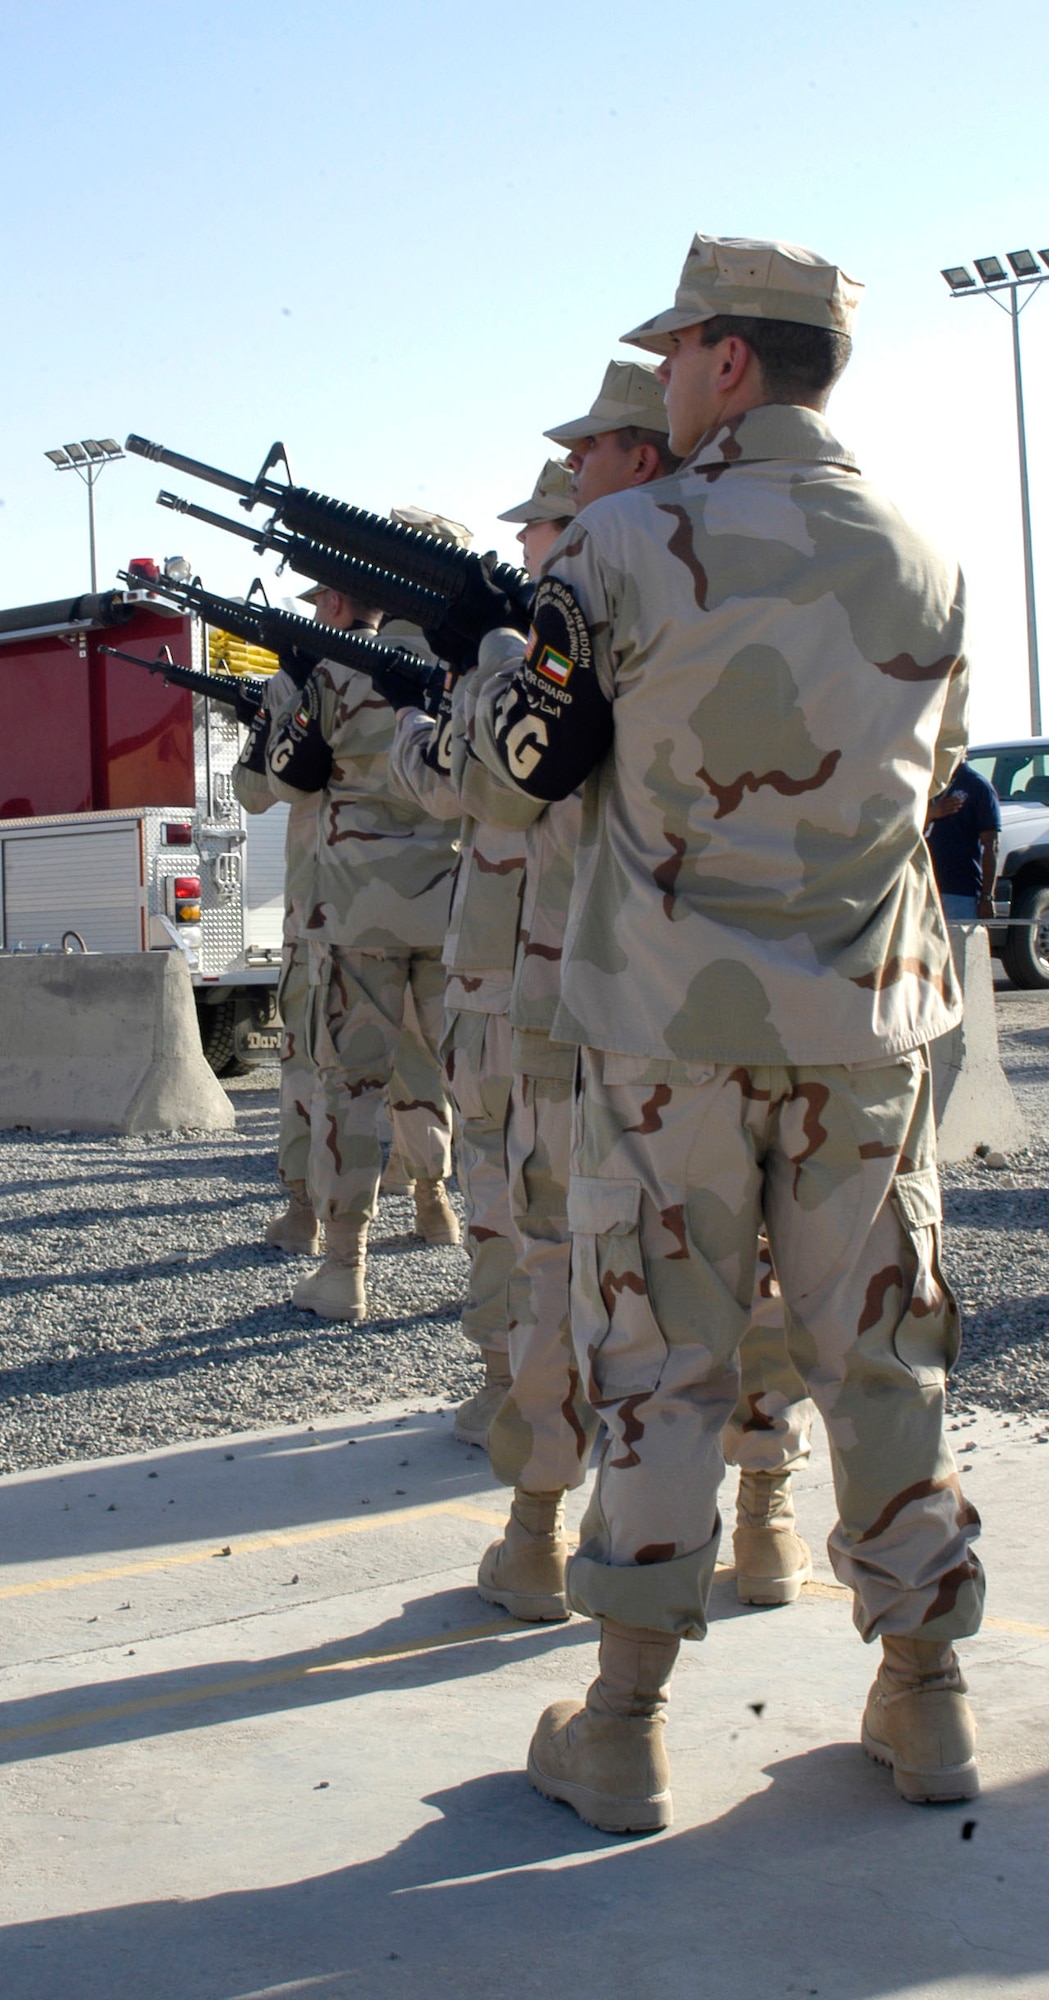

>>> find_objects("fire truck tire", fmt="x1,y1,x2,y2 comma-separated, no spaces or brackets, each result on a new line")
196,997,242,1077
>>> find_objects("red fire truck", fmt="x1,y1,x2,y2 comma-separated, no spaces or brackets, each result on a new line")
0,582,286,1072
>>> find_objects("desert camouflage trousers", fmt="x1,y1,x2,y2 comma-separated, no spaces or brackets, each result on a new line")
275,942,313,1191
565,1047,985,1645
304,944,450,1226
441,1007,514,1356
488,1037,815,1496
488,1061,598,1492
387,980,456,1187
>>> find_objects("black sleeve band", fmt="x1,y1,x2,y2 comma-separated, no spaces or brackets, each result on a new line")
266,675,333,792
488,576,612,799
239,703,272,775
420,685,455,777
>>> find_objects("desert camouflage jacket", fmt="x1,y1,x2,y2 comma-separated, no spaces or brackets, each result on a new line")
466,404,968,1065
389,703,529,1010
266,658,457,953
231,668,320,945
444,663,581,1059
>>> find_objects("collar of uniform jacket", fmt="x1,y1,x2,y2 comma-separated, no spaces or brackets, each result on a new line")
684,403,859,475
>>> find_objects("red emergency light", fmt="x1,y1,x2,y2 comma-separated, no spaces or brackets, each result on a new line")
163,823,193,845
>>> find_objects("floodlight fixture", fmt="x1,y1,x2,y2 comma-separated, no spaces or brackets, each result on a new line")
940,242,1048,730
44,432,126,592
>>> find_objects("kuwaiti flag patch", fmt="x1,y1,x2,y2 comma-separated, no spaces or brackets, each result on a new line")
535,644,573,687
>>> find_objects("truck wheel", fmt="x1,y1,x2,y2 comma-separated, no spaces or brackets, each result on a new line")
1001,885,1049,989
196,997,245,1076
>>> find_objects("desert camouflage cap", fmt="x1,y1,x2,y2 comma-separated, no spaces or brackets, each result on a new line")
544,360,669,445
622,234,864,354
498,457,577,525
390,505,473,549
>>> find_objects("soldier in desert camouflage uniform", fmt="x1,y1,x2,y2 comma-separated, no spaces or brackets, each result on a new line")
390,625,533,1447
456,374,815,1625
266,583,458,1321
465,236,983,1832
232,663,324,1254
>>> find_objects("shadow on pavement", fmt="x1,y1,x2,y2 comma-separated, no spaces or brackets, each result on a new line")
3,1755,1046,2000
0,1412,491,1566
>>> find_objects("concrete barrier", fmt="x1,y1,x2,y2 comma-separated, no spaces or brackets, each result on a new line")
0,952,234,1135
932,923,1026,1162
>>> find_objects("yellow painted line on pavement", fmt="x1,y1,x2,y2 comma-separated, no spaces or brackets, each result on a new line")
800,1576,1040,1640
0,1498,508,1602
0,1617,516,1747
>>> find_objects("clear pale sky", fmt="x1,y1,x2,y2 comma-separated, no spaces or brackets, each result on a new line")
1,0,1046,740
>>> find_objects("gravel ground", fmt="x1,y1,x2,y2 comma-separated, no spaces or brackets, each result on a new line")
2,980,1049,1474
0,1072,479,1476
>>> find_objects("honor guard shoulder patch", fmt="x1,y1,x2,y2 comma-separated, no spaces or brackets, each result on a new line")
525,576,592,691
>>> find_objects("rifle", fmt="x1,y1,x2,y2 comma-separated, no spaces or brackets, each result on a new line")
117,569,448,711
98,644,268,723
125,433,532,628
156,489,451,630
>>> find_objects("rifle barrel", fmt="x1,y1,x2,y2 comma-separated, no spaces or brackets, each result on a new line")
98,643,266,714
125,434,262,504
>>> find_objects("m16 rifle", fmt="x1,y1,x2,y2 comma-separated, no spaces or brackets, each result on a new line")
99,643,269,723
125,433,534,661
117,568,449,714
156,490,451,630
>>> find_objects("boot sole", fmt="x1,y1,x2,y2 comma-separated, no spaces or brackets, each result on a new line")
527,1747,671,1834
861,1720,980,1803
476,1580,570,1624
290,1296,367,1322
736,1559,813,1606
453,1421,489,1448
264,1237,321,1255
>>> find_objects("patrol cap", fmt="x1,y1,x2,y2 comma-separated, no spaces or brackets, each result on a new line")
390,505,473,549
621,234,864,354
497,458,577,525
544,360,670,445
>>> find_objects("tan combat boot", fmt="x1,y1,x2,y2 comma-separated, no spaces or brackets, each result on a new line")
264,1182,321,1256
380,1151,415,1196
477,1488,570,1623
733,1468,813,1605
862,1635,979,1803
528,1619,679,1834
413,1178,461,1246
453,1347,512,1446
291,1216,369,1322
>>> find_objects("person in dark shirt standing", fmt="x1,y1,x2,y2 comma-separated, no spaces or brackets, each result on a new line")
926,761,1001,921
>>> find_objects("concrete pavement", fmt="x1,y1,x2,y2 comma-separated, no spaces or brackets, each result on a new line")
1,1398,1047,1999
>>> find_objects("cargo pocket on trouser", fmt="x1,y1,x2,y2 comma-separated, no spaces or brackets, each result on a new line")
890,1166,961,1382
567,1175,669,1407
440,1009,489,1124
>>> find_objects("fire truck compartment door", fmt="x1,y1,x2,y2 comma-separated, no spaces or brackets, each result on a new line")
2,825,141,952
243,804,289,952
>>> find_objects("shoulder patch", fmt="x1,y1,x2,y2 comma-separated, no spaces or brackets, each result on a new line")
526,576,592,690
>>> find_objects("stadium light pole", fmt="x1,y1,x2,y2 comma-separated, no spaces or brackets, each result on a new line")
941,250,1047,733
43,439,125,593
